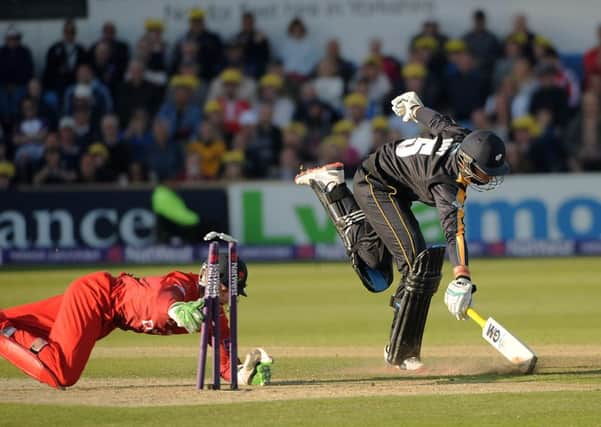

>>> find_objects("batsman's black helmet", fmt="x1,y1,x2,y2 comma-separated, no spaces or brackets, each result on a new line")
457,130,509,191
217,253,248,296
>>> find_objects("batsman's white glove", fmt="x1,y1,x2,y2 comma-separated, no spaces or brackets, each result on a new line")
444,277,475,320
391,91,424,123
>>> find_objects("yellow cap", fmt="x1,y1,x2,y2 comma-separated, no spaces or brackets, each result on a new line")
188,8,205,20
223,150,245,163
402,63,427,79
284,121,307,137
512,115,541,136
507,32,527,45
363,55,382,66
144,18,164,32
321,134,346,148
344,92,368,108
413,36,438,50
204,99,222,113
445,39,466,53
332,119,355,134
220,68,243,84
260,73,283,88
88,143,109,158
0,161,15,178
170,74,200,90
371,116,389,131
534,35,552,48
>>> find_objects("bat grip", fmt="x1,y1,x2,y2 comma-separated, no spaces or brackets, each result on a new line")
466,307,487,328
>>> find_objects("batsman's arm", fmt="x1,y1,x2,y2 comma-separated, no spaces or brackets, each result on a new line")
414,106,470,139
431,184,471,279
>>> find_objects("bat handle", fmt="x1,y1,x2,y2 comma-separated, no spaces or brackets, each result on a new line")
466,307,487,328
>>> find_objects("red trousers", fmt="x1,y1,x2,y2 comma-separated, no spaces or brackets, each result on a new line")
0,272,117,386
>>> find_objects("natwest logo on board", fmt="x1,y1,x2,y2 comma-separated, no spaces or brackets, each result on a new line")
0,208,155,249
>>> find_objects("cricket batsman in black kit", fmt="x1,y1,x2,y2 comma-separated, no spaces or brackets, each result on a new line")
295,91,510,370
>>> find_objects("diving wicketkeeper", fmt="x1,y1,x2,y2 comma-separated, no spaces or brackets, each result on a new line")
296,91,509,370
0,255,273,388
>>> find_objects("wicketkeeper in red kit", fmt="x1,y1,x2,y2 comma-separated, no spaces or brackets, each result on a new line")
0,255,273,389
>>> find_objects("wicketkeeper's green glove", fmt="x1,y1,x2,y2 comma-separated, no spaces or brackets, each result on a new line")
237,348,274,386
167,299,205,333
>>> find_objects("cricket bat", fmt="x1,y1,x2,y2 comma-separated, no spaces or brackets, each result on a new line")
466,307,537,374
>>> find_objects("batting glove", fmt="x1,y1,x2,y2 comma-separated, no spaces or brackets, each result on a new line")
444,277,475,320
167,299,205,333
391,91,424,123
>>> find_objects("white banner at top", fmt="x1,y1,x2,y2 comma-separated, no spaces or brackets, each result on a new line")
2,0,599,69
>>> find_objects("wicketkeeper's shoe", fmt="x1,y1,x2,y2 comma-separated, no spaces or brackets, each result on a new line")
294,162,345,191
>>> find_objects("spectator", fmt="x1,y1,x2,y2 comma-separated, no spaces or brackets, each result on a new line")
122,108,153,163
400,63,438,111
274,146,301,180
231,109,258,159
314,39,355,89
444,47,487,123
146,118,184,181
410,20,448,78
506,14,536,59
137,19,169,86
245,104,282,178
173,8,223,81
77,152,100,183
583,24,601,90
463,10,501,80
99,114,130,179
311,59,345,112
214,68,251,137
344,93,372,158
370,116,390,153
221,150,245,180
63,64,113,119
186,121,226,180
564,92,601,171
258,73,294,128
57,117,81,170
169,39,200,76
493,36,525,90
234,11,271,78
484,76,515,139
507,114,560,173
42,19,89,100
541,47,581,109
510,57,538,119
26,78,58,130
529,63,568,127
317,134,348,167
157,75,202,141
294,82,339,145
354,56,392,107
116,59,162,125
87,142,115,182
282,121,312,163
0,26,34,123
89,41,121,96
32,146,76,185
13,97,49,170
368,38,402,90
0,160,15,190
280,17,318,81
203,100,226,140
331,119,361,172
128,161,147,183
90,22,130,88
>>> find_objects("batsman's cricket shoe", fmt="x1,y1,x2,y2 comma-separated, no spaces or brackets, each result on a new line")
294,162,345,191
384,345,424,371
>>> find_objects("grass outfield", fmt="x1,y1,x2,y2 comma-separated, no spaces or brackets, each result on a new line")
1,258,601,426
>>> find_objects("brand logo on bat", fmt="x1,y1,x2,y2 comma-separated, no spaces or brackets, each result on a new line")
486,324,501,343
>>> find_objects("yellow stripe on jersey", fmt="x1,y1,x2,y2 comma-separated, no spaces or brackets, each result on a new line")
455,176,468,266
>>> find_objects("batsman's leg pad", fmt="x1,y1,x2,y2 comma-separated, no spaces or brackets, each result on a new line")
0,329,63,389
386,246,446,365
310,181,393,293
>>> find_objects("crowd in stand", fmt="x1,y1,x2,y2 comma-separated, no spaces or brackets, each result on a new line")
1,9,601,189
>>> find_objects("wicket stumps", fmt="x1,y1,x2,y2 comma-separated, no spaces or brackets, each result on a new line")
196,238,239,391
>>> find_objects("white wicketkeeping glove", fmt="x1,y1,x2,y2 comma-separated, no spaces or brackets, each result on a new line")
444,277,475,320
390,91,424,123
